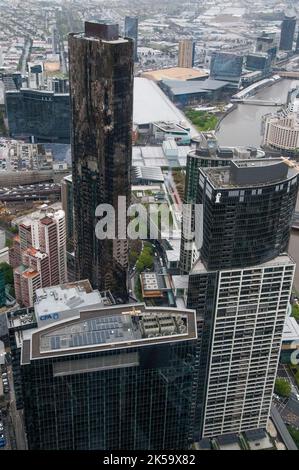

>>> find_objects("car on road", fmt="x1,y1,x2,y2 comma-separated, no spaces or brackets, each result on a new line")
0,423,3,431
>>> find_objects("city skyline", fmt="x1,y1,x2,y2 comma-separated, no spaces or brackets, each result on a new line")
0,1,299,454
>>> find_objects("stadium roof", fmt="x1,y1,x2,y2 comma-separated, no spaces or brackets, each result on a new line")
162,78,230,96
133,78,198,136
141,67,208,82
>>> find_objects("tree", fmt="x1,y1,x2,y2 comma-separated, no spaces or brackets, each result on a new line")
135,244,154,272
292,303,299,321
287,425,299,449
274,378,291,397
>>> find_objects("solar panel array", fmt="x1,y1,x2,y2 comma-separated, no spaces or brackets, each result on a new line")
49,315,128,350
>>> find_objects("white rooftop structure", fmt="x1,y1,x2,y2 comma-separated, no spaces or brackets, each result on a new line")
133,77,198,137
282,315,299,342
34,280,114,327
132,145,190,168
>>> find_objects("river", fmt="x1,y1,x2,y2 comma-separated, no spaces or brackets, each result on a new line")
217,78,299,290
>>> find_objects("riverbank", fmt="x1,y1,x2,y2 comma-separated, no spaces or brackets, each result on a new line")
216,78,299,147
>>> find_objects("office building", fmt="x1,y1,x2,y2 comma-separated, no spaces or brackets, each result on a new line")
210,52,243,88
180,135,265,274
47,77,69,94
255,32,277,61
0,229,5,250
5,88,70,143
0,271,6,308
279,12,296,51
51,26,60,54
61,174,74,249
9,301,197,449
9,235,21,269
124,16,138,62
245,53,271,72
185,159,298,439
178,39,195,68
263,93,299,156
69,21,134,300
27,62,44,89
11,207,67,306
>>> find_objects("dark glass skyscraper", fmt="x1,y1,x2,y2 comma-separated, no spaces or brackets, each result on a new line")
180,135,265,274
10,303,197,450
124,16,138,62
210,52,243,87
185,159,298,439
279,13,296,51
69,21,134,300
5,89,70,143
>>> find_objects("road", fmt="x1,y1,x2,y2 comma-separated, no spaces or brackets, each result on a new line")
270,405,297,450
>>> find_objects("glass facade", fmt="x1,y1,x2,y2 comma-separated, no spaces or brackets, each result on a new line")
184,161,298,439
198,169,298,271
279,15,296,51
20,341,196,450
210,52,243,84
69,24,133,300
5,89,70,143
124,16,138,62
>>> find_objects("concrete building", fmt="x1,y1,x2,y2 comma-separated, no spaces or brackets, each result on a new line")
11,207,67,307
69,21,134,300
178,39,195,68
263,111,299,155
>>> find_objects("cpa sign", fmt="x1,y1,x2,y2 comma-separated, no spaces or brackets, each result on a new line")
40,313,59,321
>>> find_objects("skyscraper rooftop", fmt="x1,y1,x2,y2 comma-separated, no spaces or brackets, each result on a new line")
202,159,298,189
17,304,196,363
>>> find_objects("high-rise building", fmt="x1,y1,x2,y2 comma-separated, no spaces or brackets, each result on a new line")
178,39,195,68
11,207,67,306
9,300,197,450
0,271,6,307
27,62,44,89
124,16,138,62
5,88,70,143
51,26,60,54
184,159,298,439
210,52,243,87
245,53,271,73
61,174,74,249
180,135,265,274
69,21,134,300
279,12,296,51
256,32,277,61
